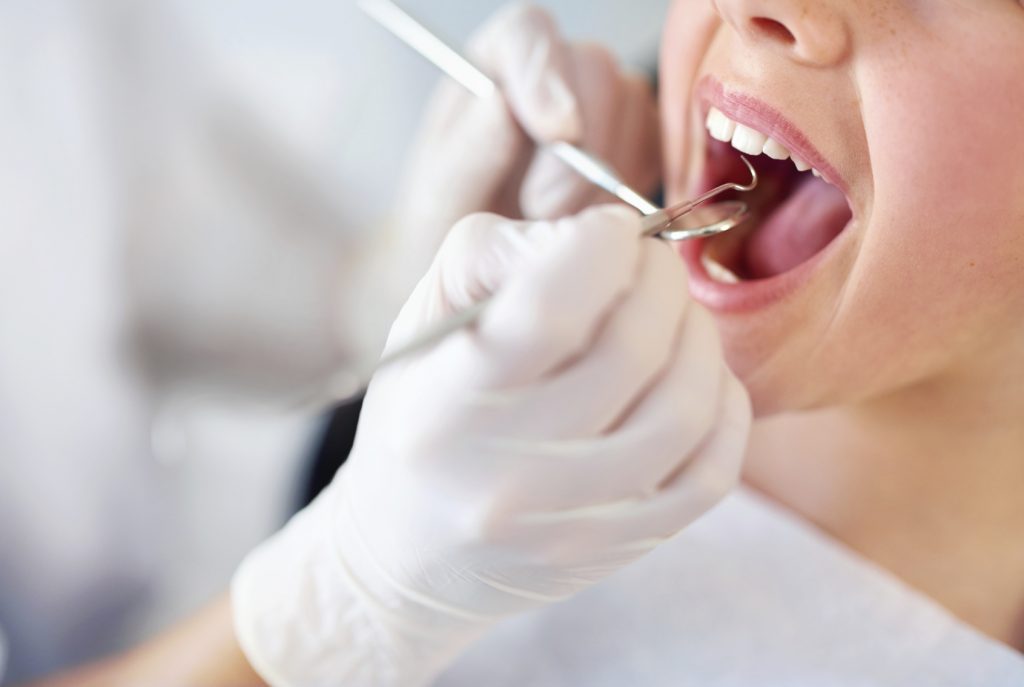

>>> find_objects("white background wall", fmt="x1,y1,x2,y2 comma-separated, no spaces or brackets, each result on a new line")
175,0,671,228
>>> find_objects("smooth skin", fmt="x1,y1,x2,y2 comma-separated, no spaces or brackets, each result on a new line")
660,0,1024,648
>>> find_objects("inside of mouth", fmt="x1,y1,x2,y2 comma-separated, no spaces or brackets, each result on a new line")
701,138,853,281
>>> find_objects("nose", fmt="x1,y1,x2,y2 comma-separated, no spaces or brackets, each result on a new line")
712,0,851,67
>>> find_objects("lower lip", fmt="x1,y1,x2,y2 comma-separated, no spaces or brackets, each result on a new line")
678,224,854,314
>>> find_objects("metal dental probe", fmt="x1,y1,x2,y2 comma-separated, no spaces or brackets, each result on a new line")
357,0,756,238
302,1,759,405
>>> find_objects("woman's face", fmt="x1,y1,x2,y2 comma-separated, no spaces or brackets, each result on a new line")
661,0,1024,415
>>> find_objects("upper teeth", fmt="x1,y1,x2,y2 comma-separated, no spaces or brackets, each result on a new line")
706,106,821,178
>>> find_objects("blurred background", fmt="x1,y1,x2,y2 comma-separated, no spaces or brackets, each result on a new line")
0,0,668,682
183,0,670,229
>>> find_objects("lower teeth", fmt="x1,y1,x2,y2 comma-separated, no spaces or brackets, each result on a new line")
701,253,740,284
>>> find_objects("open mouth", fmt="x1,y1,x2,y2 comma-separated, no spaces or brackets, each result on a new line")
694,105,854,284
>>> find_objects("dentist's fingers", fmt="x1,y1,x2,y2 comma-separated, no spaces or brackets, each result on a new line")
380,211,529,355
496,239,688,440
499,362,747,556
520,43,662,220
423,205,643,390
575,304,732,495
614,365,751,542
491,302,731,512
396,80,531,232
427,4,661,223
519,43,624,219
469,3,582,143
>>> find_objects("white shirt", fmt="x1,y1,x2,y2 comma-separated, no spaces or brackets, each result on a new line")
437,488,1024,686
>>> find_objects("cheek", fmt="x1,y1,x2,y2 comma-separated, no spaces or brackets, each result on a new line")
863,30,1024,289
847,18,1024,374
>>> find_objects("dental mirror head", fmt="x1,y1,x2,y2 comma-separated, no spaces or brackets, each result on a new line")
651,200,750,242
640,155,758,241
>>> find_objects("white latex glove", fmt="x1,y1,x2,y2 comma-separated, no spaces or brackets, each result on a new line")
232,205,751,687
340,3,661,393
390,2,661,281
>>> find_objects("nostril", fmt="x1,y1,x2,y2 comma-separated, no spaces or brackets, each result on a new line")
751,17,796,45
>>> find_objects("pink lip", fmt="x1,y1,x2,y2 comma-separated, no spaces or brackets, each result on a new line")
696,76,848,193
680,75,856,314
679,229,853,313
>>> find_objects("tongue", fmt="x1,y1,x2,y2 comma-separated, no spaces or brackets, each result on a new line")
743,176,852,279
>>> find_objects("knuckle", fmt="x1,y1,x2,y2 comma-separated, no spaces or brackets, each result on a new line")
435,214,511,309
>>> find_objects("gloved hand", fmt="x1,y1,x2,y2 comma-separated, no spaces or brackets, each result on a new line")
232,205,751,687
388,2,662,288
343,4,661,391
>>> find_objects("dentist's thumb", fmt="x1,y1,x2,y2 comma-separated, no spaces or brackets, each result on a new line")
468,2,583,144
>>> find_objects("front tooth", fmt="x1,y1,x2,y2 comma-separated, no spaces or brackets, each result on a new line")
702,253,740,284
792,156,811,172
812,168,822,178
762,137,790,161
705,107,736,143
731,124,768,156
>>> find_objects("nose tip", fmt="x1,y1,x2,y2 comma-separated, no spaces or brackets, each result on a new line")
714,0,851,68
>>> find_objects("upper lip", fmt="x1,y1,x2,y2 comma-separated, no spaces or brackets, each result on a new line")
695,75,848,196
